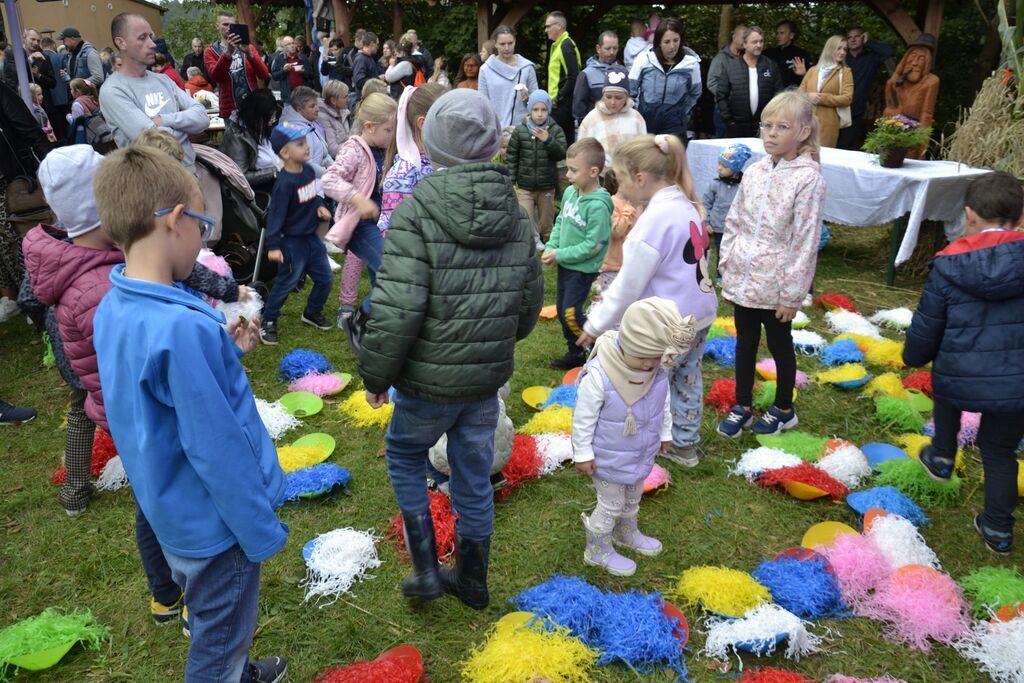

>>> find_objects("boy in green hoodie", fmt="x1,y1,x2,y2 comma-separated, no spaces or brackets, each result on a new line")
543,137,612,369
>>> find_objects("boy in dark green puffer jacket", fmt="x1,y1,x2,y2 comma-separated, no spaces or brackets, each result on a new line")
507,90,567,244
358,89,544,610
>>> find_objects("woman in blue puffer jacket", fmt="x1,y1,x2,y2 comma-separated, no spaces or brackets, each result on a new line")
628,17,701,138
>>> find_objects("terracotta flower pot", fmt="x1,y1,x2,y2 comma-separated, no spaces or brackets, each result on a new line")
878,147,908,168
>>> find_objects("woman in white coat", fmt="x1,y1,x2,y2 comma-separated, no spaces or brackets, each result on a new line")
477,25,539,128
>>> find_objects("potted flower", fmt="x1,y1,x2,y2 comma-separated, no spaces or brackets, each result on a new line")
862,114,932,168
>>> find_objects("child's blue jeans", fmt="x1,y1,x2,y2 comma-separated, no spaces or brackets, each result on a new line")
263,235,333,322
556,266,597,355
347,219,384,315
670,328,708,448
385,390,498,541
161,544,261,683
136,503,182,606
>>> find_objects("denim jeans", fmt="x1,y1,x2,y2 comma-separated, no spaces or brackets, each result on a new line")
556,266,596,354
161,544,261,683
136,502,182,606
670,328,708,448
933,400,1023,534
346,219,384,315
263,235,333,322
385,391,498,540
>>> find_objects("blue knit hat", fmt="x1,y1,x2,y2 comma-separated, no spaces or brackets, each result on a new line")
719,143,752,174
527,89,551,113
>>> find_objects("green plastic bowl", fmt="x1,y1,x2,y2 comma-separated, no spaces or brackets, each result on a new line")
292,433,336,458
6,640,78,671
906,389,934,413
278,391,324,418
330,372,353,395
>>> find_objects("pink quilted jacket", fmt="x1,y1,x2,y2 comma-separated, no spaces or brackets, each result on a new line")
322,135,377,249
22,226,124,430
720,154,826,310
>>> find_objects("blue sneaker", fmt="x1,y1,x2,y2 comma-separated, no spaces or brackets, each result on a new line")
752,406,799,435
717,406,754,438
918,445,954,482
975,514,1013,556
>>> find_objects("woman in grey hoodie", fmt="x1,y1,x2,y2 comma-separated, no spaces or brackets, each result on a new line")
477,25,539,127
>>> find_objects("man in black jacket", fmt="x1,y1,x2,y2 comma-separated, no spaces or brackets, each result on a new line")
179,38,210,82
271,36,318,103
3,28,57,123
763,20,814,89
350,32,382,107
715,26,783,138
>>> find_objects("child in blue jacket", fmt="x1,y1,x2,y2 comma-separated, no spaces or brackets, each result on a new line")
93,146,288,683
904,171,1024,557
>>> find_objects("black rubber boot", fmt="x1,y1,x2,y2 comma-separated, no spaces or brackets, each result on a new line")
400,512,444,601
440,535,491,609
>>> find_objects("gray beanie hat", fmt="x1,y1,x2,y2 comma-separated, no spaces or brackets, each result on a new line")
422,89,502,169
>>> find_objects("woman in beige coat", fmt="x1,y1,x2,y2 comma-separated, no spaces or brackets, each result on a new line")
799,36,853,148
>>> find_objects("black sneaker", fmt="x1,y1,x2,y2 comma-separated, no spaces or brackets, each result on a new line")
918,445,954,482
549,352,585,370
975,514,1013,556
0,400,37,425
490,471,507,492
301,312,332,330
342,308,368,355
249,656,287,683
259,320,279,345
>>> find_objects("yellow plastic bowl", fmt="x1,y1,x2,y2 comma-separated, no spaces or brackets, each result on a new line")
782,480,829,500
521,386,552,410
801,521,858,549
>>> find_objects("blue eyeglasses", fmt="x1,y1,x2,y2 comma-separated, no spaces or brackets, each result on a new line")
154,207,216,240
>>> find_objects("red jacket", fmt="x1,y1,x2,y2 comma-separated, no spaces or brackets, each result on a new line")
204,43,270,118
157,64,187,91
22,226,123,430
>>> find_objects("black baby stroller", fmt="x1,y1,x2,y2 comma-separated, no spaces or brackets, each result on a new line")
194,145,277,299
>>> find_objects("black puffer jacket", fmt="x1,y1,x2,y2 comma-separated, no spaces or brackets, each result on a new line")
506,120,567,191
715,55,784,129
904,231,1024,412
358,162,544,403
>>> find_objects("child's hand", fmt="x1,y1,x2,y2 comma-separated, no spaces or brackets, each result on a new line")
575,461,595,476
531,128,550,143
775,304,798,323
228,318,260,353
365,391,389,409
541,250,557,266
317,205,332,221
237,286,254,301
660,441,672,453
268,249,284,263
353,194,380,220
575,331,595,348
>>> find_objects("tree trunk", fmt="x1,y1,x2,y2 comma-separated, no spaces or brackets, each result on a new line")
392,0,403,41
332,0,352,47
718,5,734,50
236,0,259,50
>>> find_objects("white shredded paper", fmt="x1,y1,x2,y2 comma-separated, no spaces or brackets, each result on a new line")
730,447,804,480
217,291,264,327
702,603,824,662
867,514,941,571
954,615,1024,683
869,307,914,332
301,528,381,605
535,434,573,474
95,456,130,491
255,397,301,441
817,444,873,489
824,310,884,340
791,329,827,353
792,310,810,326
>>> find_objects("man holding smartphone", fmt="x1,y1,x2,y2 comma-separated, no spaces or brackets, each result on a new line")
204,9,270,119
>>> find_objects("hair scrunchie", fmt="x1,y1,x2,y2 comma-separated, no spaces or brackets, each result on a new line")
654,134,670,154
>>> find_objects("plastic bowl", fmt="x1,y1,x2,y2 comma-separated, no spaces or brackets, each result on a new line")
734,632,789,655
6,640,78,671
292,433,336,458
861,442,910,469
562,366,582,385
833,374,872,390
539,305,558,319
328,372,352,395
278,391,324,417
782,480,830,500
906,389,934,412
521,386,552,410
661,600,689,647
801,520,859,549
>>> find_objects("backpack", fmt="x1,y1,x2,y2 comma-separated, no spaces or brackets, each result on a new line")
68,112,116,153
411,64,427,87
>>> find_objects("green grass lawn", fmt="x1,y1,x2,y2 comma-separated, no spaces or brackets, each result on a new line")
0,225,1014,682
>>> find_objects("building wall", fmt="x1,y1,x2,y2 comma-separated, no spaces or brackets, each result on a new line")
2,0,163,51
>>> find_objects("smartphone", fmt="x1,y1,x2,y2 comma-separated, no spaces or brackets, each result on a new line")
228,23,250,45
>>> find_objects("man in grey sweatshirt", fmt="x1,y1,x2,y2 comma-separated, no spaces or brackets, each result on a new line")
100,13,209,172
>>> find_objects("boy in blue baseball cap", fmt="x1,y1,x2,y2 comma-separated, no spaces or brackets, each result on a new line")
702,142,751,285
259,124,335,344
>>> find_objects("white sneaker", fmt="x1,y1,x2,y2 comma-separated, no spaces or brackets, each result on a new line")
327,256,341,271
323,239,343,254
0,297,20,323
803,293,813,307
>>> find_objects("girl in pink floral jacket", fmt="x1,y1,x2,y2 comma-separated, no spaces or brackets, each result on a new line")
718,91,826,439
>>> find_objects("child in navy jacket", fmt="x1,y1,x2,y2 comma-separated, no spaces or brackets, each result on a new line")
904,171,1024,557
93,146,288,682
260,123,335,345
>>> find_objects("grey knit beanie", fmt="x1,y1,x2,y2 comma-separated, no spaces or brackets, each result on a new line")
422,89,502,168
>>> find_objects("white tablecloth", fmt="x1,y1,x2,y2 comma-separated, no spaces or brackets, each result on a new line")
688,138,990,264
